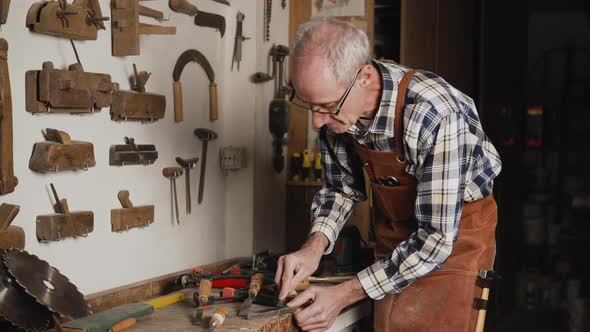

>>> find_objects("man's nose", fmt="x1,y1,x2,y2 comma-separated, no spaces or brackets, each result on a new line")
311,112,329,129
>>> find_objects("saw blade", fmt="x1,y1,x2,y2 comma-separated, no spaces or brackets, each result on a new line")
3,249,90,320
0,253,52,332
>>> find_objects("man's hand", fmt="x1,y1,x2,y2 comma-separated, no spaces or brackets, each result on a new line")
274,233,328,300
287,277,367,332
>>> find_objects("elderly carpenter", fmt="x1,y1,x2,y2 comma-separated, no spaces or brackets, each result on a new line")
274,17,502,332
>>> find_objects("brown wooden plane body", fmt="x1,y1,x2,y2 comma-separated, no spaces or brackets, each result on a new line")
111,90,165,122
111,205,154,232
26,0,106,40
26,62,115,114
29,129,96,172
36,211,94,242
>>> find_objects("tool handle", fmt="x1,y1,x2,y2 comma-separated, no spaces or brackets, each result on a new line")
209,307,227,328
249,273,264,297
162,167,183,178
475,287,490,332
0,204,20,231
110,318,137,332
173,81,183,122
198,279,213,305
59,198,70,215
117,190,134,208
209,82,218,121
169,0,198,16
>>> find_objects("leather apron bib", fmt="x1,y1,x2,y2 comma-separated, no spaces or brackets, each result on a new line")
353,70,498,331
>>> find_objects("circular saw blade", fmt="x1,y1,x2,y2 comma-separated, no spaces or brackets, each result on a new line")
0,254,52,332
3,249,90,320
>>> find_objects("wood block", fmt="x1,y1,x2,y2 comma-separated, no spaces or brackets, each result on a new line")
0,225,24,249
26,62,115,114
0,0,9,26
29,140,96,172
0,38,17,195
111,90,165,122
26,0,106,40
111,205,155,232
36,211,94,242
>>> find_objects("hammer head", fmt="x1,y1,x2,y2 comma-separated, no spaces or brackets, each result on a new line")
176,157,199,169
194,128,218,141
162,167,184,178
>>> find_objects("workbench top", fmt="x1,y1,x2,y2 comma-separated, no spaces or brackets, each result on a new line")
126,290,371,332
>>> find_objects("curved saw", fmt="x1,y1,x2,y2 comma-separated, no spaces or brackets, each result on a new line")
0,251,52,332
173,49,218,122
3,249,90,320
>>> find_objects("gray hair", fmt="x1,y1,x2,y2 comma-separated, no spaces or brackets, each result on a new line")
292,17,370,85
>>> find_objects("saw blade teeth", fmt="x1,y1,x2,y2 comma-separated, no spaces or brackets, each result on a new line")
3,248,91,320
0,250,53,332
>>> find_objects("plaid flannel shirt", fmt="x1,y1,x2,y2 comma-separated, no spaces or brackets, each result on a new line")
309,59,502,300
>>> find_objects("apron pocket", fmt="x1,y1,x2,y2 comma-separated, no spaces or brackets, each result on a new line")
371,182,417,224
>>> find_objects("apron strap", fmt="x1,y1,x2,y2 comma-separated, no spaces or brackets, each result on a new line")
394,70,422,163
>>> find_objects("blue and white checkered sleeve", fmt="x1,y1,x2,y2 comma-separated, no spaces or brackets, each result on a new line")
358,112,469,299
310,132,366,254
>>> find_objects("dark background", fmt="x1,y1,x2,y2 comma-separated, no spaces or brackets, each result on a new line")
374,0,590,330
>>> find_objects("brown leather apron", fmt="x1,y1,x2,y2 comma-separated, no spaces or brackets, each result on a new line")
354,70,497,331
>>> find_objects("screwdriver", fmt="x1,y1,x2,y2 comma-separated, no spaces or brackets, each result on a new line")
205,307,227,331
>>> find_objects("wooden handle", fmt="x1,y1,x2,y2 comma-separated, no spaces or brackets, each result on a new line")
59,199,70,215
209,307,227,328
198,279,212,306
173,81,183,122
110,318,137,332
44,128,72,144
0,204,20,231
249,273,264,297
162,167,183,178
209,82,218,121
475,287,490,332
117,190,133,208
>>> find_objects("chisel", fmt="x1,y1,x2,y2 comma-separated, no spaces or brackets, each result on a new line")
238,273,264,317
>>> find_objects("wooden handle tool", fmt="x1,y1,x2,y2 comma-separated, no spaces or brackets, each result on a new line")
117,190,133,208
109,318,137,332
198,279,213,306
209,82,218,121
173,81,183,122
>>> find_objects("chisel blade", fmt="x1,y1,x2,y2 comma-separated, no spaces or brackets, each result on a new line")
238,297,253,317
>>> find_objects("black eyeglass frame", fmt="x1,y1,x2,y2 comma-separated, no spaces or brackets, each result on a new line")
289,66,363,115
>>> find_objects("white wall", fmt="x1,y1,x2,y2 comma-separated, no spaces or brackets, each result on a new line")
1,0,288,295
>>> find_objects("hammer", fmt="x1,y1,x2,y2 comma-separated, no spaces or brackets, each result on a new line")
474,269,499,332
194,128,218,204
162,167,184,224
175,157,199,214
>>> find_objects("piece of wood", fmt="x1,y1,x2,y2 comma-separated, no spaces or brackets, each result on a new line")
26,0,106,40
0,38,17,195
208,82,218,121
0,225,24,249
0,203,19,230
26,62,115,114
111,0,176,56
110,66,166,122
36,211,94,242
0,0,9,25
173,81,183,122
29,130,96,172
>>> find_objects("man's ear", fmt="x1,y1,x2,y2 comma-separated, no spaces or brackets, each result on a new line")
359,64,374,87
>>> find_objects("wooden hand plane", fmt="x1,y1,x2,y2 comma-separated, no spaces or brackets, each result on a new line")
110,137,158,166
111,64,166,122
36,184,93,242
29,128,96,172
0,0,10,26
26,0,108,40
111,190,154,232
26,62,116,114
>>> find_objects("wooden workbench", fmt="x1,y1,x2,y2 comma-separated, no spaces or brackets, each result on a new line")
126,292,298,332
126,290,371,332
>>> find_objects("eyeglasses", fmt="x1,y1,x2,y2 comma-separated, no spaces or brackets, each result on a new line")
289,67,363,115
